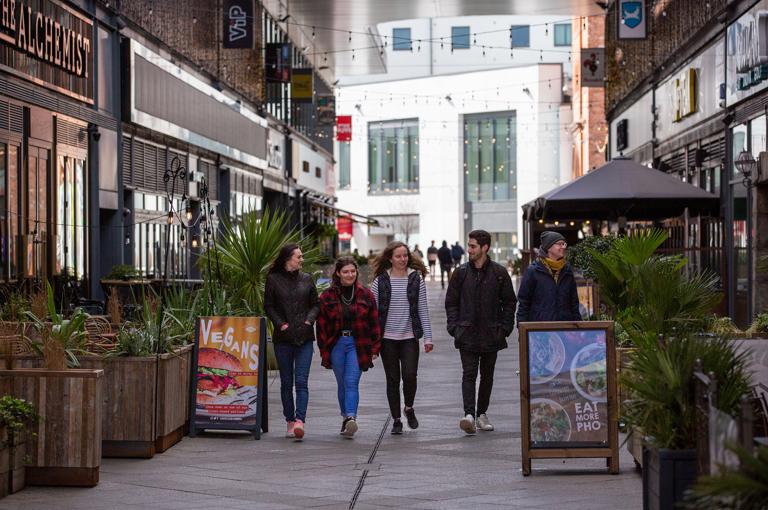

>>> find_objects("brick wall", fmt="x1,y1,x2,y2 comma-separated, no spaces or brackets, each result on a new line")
605,0,728,115
572,16,607,178
109,0,265,105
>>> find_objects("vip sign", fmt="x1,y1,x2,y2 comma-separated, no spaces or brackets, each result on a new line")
673,68,697,122
223,0,254,49
618,0,646,39
733,10,768,90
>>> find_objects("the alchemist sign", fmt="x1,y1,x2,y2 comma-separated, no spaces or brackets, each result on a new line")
0,0,94,102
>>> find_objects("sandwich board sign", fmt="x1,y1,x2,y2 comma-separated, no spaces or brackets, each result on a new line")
518,321,619,475
189,317,267,439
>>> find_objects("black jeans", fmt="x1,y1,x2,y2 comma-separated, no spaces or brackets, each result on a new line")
440,264,452,288
380,338,420,419
459,349,498,417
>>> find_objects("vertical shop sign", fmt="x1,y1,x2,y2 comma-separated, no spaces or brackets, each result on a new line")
336,115,352,142
223,0,254,49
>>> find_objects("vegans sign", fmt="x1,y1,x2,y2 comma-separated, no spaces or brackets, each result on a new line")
189,316,267,438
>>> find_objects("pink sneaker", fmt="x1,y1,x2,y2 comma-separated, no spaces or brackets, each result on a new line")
286,421,296,438
293,419,305,440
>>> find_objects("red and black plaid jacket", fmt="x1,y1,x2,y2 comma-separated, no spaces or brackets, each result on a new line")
317,282,381,371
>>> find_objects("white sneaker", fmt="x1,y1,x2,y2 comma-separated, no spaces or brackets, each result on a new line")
341,417,358,437
459,414,476,435
476,413,494,431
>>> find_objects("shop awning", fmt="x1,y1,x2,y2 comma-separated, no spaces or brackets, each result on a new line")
522,157,720,221
306,194,380,226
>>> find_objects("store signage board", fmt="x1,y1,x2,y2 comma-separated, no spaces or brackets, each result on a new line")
726,0,768,106
291,68,314,103
673,68,697,122
189,317,267,439
519,321,619,476
265,42,291,83
0,0,94,103
618,0,646,40
223,0,254,49
580,48,605,88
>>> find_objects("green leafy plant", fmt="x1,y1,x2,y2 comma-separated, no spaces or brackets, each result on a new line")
0,396,38,447
567,234,617,280
684,444,768,509
746,313,768,338
104,264,141,281
0,289,31,321
203,208,316,315
622,334,752,450
708,315,745,339
26,281,88,369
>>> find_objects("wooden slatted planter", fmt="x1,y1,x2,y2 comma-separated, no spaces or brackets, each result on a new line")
0,369,103,487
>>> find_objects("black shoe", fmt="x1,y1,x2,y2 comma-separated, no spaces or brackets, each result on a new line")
391,419,403,435
404,407,419,429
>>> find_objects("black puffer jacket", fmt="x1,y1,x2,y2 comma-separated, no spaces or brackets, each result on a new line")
445,259,517,352
516,258,580,325
264,271,320,345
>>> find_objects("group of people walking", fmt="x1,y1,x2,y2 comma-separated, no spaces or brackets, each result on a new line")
264,229,580,440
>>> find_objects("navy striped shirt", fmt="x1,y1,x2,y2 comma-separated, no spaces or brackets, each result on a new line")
371,272,433,343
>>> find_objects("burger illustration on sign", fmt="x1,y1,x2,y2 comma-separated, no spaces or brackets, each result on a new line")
196,348,243,405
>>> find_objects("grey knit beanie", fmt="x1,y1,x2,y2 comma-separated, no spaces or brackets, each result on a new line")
540,231,566,252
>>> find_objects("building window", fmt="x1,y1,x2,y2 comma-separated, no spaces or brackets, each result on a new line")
56,155,87,279
393,28,412,51
464,113,517,202
510,25,530,48
368,119,419,194
230,192,263,222
303,161,310,172
315,166,321,178
132,192,188,279
451,26,470,50
338,141,351,189
0,143,19,280
554,24,572,46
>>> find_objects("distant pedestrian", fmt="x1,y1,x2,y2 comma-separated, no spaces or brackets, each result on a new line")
445,230,517,435
451,242,465,268
437,241,453,289
316,256,382,438
426,241,438,281
516,231,581,325
264,243,320,441
413,244,424,260
371,242,434,435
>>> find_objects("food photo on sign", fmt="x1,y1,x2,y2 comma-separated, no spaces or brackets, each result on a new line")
528,329,608,447
193,317,263,429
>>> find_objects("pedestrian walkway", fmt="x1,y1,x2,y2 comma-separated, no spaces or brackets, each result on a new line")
0,281,641,510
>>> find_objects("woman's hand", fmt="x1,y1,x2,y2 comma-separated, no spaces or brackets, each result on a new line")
424,343,434,353
280,323,289,331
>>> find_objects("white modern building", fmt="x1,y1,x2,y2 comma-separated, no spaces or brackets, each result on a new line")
335,16,574,261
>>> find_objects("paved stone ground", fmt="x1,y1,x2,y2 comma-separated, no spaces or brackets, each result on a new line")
0,280,642,510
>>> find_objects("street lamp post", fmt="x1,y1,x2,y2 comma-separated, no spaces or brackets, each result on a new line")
733,150,758,323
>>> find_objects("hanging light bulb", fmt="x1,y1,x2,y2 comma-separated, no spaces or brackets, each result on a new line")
186,204,193,221
312,26,316,39
192,234,199,248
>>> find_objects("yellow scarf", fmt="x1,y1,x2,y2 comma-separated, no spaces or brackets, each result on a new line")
542,257,566,282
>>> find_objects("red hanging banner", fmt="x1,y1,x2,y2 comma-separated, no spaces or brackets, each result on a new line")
337,215,354,241
336,115,352,142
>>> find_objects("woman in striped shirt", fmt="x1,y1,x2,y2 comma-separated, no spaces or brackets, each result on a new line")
371,241,433,435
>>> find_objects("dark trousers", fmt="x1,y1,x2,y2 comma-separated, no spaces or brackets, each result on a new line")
459,349,498,417
380,338,420,419
440,264,452,288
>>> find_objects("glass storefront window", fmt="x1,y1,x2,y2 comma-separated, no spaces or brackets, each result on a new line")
132,191,189,279
338,141,351,189
368,119,419,194
464,113,517,202
56,155,87,279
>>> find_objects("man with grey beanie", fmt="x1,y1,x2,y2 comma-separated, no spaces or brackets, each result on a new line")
516,231,581,325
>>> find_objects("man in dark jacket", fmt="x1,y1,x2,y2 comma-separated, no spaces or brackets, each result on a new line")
437,240,453,289
451,242,465,268
516,231,581,325
445,230,517,434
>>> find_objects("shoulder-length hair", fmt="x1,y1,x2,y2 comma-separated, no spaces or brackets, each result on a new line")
372,241,427,278
268,243,301,275
332,256,359,287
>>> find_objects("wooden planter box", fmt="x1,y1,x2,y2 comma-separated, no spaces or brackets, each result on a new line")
0,369,103,487
79,345,192,458
627,426,644,470
642,445,697,510
0,427,22,498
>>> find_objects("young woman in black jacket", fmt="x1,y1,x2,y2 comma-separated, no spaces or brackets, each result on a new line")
264,243,319,440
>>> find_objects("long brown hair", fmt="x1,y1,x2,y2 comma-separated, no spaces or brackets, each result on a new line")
373,241,428,277
332,256,359,287
268,243,300,274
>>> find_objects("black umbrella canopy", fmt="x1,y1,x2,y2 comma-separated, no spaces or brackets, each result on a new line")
522,157,720,220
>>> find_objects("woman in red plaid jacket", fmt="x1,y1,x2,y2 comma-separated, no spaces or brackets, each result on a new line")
317,256,382,437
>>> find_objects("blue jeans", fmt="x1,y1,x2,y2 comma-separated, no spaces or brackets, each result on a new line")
331,336,362,418
274,341,313,422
